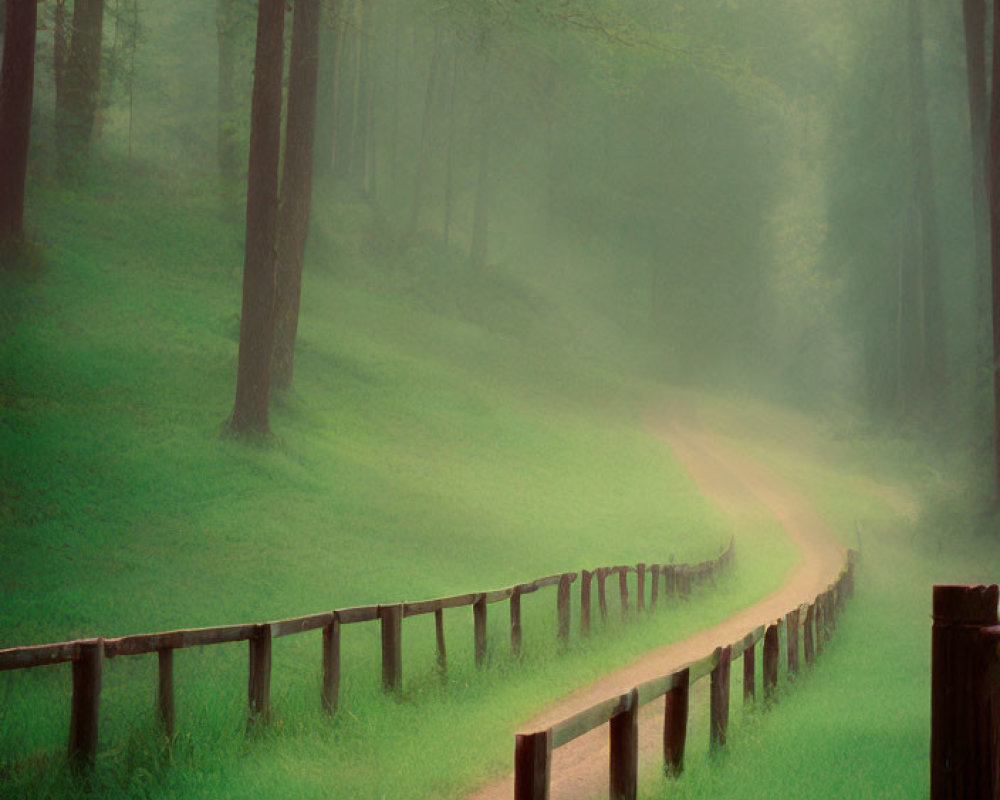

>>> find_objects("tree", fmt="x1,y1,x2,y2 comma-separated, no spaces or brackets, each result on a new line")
990,0,1000,495
272,0,320,391
0,0,38,246
55,0,104,181
230,0,285,435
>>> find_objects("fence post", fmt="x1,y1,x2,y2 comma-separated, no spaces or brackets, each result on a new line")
618,568,630,619
803,605,815,666
826,587,836,634
763,623,779,699
743,635,755,703
650,564,660,610
636,563,646,612
510,588,523,658
609,688,639,800
474,596,487,667
930,584,999,800
248,625,272,725
710,646,732,751
663,668,689,777
68,639,103,768
322,616,341,713
580,570,592,636
814,594,825,652
380,604,403,693
515,729,552,800
664,564,676,597
786,608,800,678
557,574,571,645
679,566,691,598
434,608,447,676
157,648,175,741
597,568,609,622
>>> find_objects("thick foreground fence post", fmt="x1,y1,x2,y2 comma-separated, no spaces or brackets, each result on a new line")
434,608,447,676
322,616,341,712
510,589,523,658
68,639,103,768
557,575,571,645
609,688,639,800
710,646,731,751
380,604,403,693
931,584,999,799
515,729,552,800
474,596,487,667
786,608,800,678
580,570,592,636
743,635,755,703
663,668,690,777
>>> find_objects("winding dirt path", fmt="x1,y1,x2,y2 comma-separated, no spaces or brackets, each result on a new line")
464,406,846,800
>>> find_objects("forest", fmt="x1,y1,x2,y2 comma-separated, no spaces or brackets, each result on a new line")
1,0,999,798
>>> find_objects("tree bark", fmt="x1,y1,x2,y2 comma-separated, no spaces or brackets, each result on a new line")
216,0,240,185
990,0,1000,496
230,0,286,436
56,0,104,182
272,0,320,391
0,0,38,245
409,26,441,234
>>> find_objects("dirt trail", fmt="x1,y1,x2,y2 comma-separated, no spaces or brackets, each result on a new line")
464,407,846,800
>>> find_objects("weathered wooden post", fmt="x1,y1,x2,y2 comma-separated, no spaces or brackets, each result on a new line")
557,574,571,645
743,635,755,703
68,639,103,768
650,564,660,610
636,563,646,612
710,646,731,750
248,625,272,724
157,648,175,741
515,729,552,800
609,688,639,800
814,594,825,652
380,604,403,693
803,605,815,666
664,564,676,597
322,616,341,712
474,596,487,667
931,584,999,800
434,608,447,676
618,568,630,619
826,587,836,634
597,568,609,622
786,608,800,678
510,588,523,658
679,566,691,598
663,668,690,777
580,570,592,636
763,623,779,699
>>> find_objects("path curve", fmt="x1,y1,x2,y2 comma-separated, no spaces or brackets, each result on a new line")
464,406,846,800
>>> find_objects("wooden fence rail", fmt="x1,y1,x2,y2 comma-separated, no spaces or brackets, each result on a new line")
0,538,735,772
514,549,858,800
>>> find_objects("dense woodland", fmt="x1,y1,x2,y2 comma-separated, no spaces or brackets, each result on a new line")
1,1,999,796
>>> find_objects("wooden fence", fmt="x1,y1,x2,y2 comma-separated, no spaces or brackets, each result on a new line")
514,549,858,800
0,539,734,772
930,582,1000,799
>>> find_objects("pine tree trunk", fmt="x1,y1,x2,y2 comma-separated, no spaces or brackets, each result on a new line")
56,0,104,182
272,0,320,392
230,0,286,436
990,0,1000,496
409,26,441,234
216,0,239,185
0,0,38,245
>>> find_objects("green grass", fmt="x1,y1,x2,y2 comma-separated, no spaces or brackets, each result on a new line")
0,167,798,798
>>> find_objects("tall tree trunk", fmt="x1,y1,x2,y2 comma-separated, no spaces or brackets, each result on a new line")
230,0,286,436
56,0,104,182
906,0,945,410
0,0,38,246
409,26,441,234
442,46,458,247
990,0,1000,496
272,0,320,392
216,0,239,185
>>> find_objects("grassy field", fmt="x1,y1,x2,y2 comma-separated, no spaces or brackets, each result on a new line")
1,168,799,798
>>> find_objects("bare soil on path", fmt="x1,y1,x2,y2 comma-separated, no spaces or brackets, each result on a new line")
464,406,846,800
